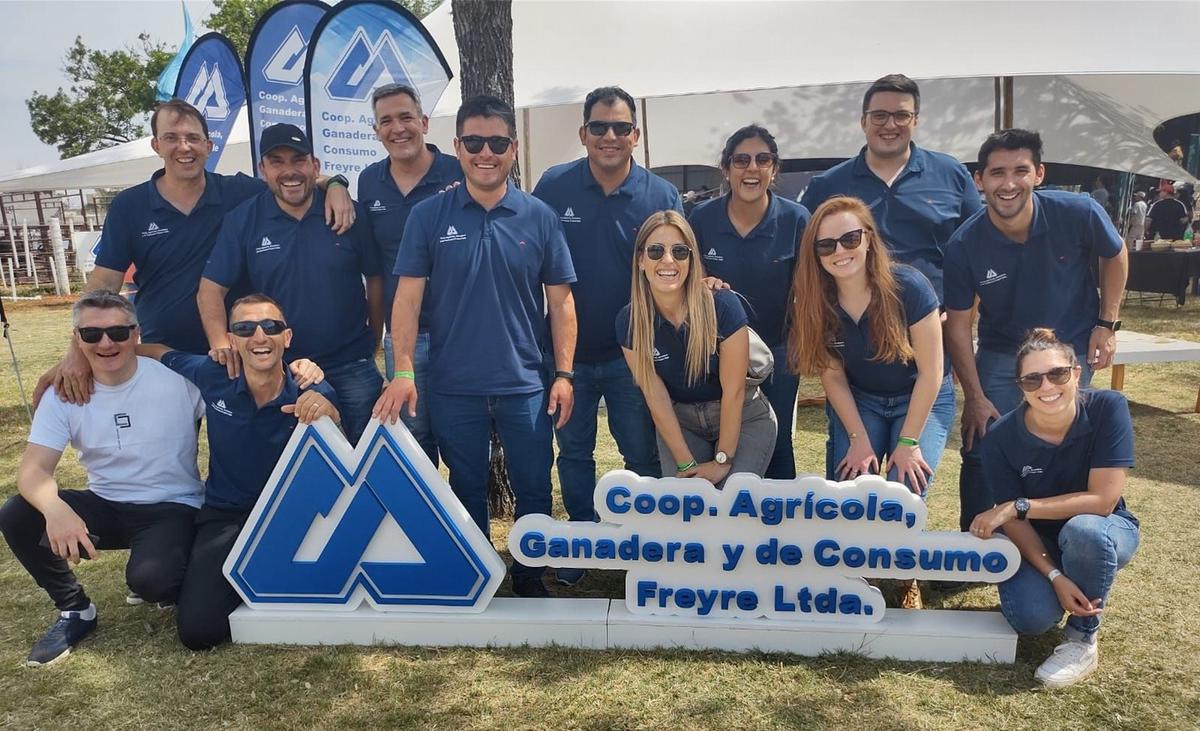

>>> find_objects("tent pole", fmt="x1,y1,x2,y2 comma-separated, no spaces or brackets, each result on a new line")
640,98,651,170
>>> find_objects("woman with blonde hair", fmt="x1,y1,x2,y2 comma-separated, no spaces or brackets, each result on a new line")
616,210,777,488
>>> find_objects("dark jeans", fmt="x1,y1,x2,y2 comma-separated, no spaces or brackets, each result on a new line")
384,331,438,466
761,344,801,479
323,357,385,445
0,490,196,611
175,505,250,651
553,355,660,522
430,389,554,581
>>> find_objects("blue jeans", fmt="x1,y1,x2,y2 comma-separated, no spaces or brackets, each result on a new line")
959,349,1093,530
553,356,660,522
825,375,956,495
323,357,384,445
999,513,1139,642
430,389,554,581
761,344,800,479
384,331,438,466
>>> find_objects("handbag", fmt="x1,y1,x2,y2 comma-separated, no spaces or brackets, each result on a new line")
745,325,774,388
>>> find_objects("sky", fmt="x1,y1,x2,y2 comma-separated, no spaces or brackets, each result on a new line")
0,0,217,173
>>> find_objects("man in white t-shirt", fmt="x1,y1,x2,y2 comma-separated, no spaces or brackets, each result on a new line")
1127,191,1148,241
0,290,204,666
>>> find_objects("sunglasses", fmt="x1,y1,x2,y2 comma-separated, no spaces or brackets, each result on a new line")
865,110,917,127
1016,366,1076,392
814,229,866,257
585,121,635,137
643,243,692,261
459,135,513,154
730,152,778,169
230,319,289,337
77,325,137,344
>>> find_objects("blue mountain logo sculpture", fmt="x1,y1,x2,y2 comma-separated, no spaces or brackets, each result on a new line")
324,27,413,102
224,418,504,612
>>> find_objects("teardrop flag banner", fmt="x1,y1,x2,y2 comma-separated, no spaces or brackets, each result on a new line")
245,0,328,171
305,0,452,196
174,32,246,171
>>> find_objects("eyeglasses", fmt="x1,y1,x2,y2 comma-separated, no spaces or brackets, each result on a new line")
77,325,137,344
643,243,692,261
159,133,206,146
1016,366,1075,392
865,110,917,127
814,229,866,257
585,121,635,137
730,152,778,169
459,135,513,154
230,319,289,337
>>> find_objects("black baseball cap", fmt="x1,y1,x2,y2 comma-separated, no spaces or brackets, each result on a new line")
259,124,313,157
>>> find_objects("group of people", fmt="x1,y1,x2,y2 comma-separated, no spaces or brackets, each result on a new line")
0,74,1140,689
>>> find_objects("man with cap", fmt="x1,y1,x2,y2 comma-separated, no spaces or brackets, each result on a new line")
531,86,680,586
33,99,356,406
801,74,981,300
358,83,464,467
1146,185,1189,240
199,123,385,445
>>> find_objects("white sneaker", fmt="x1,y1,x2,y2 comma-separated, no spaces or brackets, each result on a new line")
1035,639,1099,688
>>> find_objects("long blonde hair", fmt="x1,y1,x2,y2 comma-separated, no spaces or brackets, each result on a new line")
787,196,914,376
627,211,718,390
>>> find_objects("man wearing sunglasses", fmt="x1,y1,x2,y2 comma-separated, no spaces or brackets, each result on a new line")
530,86,682,586
199,124,385,446
374,95,577,598
358,84,465,469
1,290,205,666
137,293,339,650
943,129,1128,532
33,99,356,408
801,74,981,300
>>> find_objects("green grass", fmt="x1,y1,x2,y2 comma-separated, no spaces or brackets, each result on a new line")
2,295,1199,730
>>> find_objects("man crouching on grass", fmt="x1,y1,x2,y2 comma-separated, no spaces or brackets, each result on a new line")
137,293,339,650
0,290,205,666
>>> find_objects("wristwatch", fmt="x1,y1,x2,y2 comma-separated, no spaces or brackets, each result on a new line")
1014,497,1031,521
714,451,731,465
326,174,350,189
1096,318,1122,332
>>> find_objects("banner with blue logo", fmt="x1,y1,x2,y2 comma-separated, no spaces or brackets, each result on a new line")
245,0,328,169
174,33,247,171
305,0,452,195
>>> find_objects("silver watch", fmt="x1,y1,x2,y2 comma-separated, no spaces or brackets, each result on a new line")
714,451,730,465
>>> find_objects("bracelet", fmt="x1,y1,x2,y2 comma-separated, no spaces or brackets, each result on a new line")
896,436,920,447
848,431,859,441
393,370,415,380
1046,569,1063,583
676,459,698,471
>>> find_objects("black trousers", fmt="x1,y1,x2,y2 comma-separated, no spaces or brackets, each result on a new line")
175,505,250,651
0,490,197,611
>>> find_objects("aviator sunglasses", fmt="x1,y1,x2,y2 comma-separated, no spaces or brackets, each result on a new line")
230,319,289,337
77,325,137,344
643,243,692,261
458,135,513,154
586,121,635,137
814,229,866,257
730,152,778,169
1016,366,1076,392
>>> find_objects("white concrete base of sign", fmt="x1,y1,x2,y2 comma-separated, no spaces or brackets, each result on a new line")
231,599,1015,663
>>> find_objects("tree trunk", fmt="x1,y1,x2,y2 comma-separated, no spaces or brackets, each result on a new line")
451,0,518,518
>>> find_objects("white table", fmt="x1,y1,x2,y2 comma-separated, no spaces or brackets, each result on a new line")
1111,330,1200,412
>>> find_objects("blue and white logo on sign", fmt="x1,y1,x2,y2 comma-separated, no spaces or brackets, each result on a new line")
324,27,412,102
263,25,309,85
183,61,231,121
224,418,505,612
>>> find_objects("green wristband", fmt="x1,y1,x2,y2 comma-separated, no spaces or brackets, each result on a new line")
393,370,415,380
896,436,920,447
676,459,698,471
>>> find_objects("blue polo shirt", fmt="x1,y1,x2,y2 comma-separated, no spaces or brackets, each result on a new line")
832,264,942,396
394,184,577,396
982,389,1137,544
95,170,264,353
203,188,381,368
689,193,810,348
800,144,981,300
533,158,682,364
943,190,1124,357
161,351,339,512
357,145,464,330
616,288,748,404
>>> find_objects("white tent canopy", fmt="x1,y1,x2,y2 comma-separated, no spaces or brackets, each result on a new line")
3,0,1198,192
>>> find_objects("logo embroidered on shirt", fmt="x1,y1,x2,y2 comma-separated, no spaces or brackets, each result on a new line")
704,247,723,262
980,268,1007,286
141,222,169,238
255,236,281,254
212,399,234,417
1020,465,1043,478
439,225,467,243
560,207,581,224
652,347,669,362
369,199,387,212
